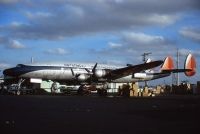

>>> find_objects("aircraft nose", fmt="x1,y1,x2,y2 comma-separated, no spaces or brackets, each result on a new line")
3,68,14,76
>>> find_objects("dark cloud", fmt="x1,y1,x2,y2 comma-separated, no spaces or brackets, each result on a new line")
98,32,175,55
0,0,200,40
0,0,20,4
90,32,178,64
179,27,200,43
179,48,200,57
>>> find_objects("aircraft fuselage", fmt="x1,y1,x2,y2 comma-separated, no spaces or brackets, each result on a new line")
3,62,169,84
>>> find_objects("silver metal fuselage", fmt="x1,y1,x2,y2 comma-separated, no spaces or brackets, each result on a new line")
3,62,170,84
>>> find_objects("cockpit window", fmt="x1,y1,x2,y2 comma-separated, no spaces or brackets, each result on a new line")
16,64,25,67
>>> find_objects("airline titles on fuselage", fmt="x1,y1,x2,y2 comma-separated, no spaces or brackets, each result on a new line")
63,63,118,69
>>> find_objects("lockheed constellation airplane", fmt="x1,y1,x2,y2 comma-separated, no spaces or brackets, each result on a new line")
2,54,196,95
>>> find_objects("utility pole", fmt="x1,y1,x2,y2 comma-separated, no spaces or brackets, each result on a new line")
171,49,180,93
176,49,180,86
31,57,34,64
142,52,152,87
142,52,152,62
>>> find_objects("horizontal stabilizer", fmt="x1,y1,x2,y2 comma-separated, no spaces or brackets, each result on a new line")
159,69,192,74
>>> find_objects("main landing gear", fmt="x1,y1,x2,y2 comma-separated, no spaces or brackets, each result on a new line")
14,79,25,95
51,82,58,93
97,88,107,96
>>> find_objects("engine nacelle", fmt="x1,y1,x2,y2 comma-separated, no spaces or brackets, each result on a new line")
94,69,108,78
134,73,147,79
77,74,90,82
133,73,153,79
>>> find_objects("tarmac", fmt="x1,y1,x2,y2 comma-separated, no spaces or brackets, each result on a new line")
0,95,200,134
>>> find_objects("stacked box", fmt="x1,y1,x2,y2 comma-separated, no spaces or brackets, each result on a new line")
131,82,139,96
197,81,200,94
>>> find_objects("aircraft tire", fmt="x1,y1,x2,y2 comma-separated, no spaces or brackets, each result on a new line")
97,89,107,96
16,90,21,96
102,89,107,96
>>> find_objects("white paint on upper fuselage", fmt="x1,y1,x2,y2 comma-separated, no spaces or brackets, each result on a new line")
16,62,118,81
19,62,125,70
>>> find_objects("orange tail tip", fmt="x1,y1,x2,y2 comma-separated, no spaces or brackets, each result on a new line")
161,56,174,71
184,54,196,77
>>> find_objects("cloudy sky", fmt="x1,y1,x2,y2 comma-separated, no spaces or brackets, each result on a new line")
0,0,199,84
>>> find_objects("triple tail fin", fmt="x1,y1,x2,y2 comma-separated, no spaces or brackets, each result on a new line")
160,54,196,77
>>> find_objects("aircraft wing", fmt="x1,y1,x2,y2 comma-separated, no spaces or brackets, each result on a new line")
107,60,163,80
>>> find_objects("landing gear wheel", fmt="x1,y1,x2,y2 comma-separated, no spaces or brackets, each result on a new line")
16,90,21,95
102,89,107,96
51,82,58,94
77,85,84,95
97,89,107,96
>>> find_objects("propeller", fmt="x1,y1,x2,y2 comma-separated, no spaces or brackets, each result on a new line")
71,68,92,82
70,68,80,78
85,63,98,83
70,63,98,83
85,63,97,75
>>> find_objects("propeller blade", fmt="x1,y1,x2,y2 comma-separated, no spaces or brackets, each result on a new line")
92,63,98,73
76,74,81,77
71,68,81,80
85,68,90,73
70,68,75,76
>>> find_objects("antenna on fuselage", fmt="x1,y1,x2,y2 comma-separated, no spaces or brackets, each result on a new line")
176,48,180,86
141,52,152,87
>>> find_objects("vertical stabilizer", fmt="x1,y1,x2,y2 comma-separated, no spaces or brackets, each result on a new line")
161,56,174,71
184,54,196,76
